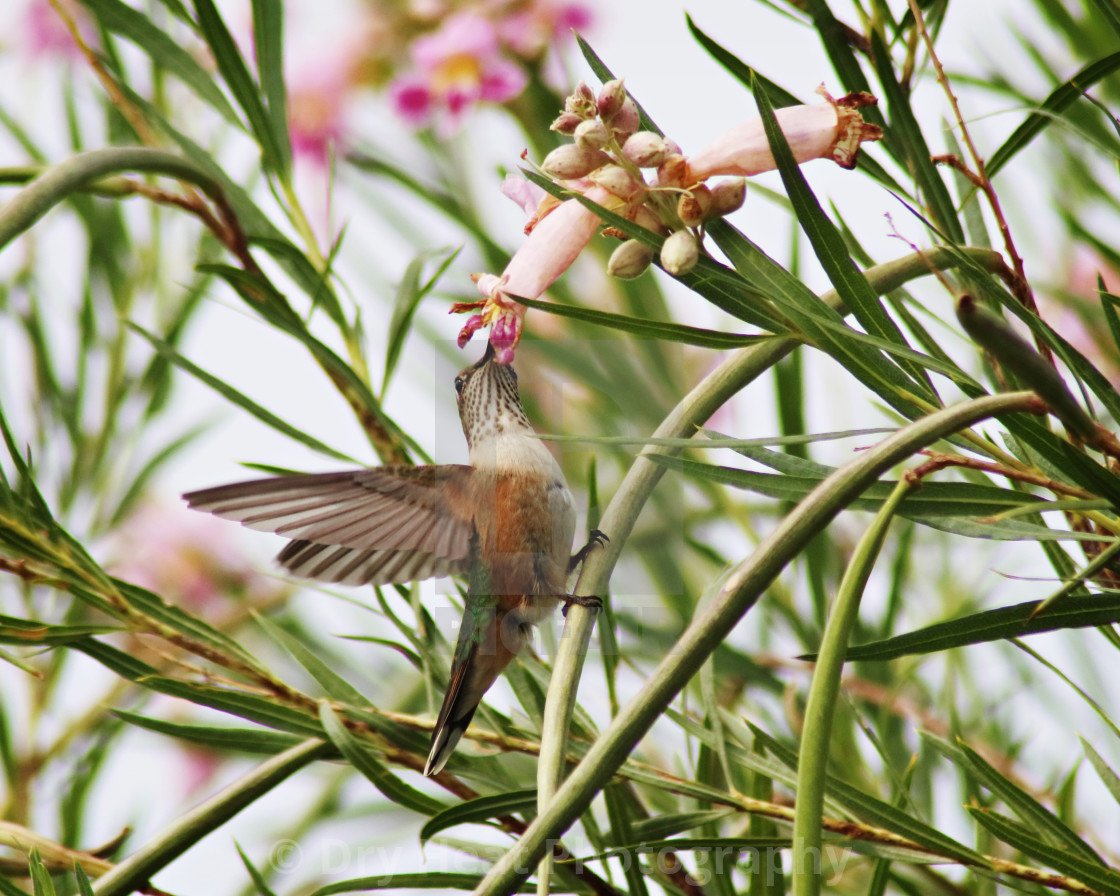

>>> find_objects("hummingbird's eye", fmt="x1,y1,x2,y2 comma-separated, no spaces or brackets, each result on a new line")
454,375,465,395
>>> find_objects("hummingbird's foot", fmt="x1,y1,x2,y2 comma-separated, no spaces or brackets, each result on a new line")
562,594,604,617
568,529,610,572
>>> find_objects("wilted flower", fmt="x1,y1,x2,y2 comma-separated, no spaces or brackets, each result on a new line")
389,12,527,133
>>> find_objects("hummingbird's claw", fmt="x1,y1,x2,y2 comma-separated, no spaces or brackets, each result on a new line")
568,529,610,572
562,594,604,617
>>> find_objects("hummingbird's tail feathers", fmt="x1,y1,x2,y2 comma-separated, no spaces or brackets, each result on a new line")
184,467,477,585
424,604,528,777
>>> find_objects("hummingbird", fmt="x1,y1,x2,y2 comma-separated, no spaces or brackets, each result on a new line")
183,343,604,776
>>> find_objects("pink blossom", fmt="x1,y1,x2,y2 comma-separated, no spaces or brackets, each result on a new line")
288,73,349,166
107,502,279,610
389,12,527,133
459,185,615,362
685,90,882,182
496,2,593,59
23,0,94,62
500,174,546,219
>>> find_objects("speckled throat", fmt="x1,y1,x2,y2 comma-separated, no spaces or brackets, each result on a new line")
454,344,535,449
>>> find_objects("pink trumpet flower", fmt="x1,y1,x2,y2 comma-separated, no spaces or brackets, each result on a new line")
459,85,882,363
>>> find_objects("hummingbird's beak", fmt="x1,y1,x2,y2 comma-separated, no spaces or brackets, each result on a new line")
476,340,497,367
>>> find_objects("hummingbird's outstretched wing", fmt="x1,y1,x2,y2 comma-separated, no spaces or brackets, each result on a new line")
184,467,476,586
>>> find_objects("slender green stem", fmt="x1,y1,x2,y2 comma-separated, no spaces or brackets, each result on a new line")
531,246,1007,838
0,147,222,253
91,738,330,896
476,391,1043,894
791,477,913,896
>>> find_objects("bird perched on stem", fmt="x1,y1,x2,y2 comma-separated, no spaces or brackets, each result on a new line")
185,343,604,776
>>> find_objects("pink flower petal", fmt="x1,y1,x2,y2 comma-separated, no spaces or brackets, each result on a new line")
685,95,882,181
501,175,546,218
390,76,434,125
499,184,609,301
479,58,528,102
413,13,499,71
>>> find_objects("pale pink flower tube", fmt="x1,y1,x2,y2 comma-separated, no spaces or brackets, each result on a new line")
465,184,614,363
686,91,882,182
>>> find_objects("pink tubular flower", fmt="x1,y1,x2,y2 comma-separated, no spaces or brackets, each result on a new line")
389,12,527,133
685,89,883,182
457,82,883,363
457,185,614,362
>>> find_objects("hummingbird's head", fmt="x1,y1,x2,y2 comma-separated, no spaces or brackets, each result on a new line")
454,342,533,452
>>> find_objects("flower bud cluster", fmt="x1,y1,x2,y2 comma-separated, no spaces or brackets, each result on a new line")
458,82,883,363
548,79,747,279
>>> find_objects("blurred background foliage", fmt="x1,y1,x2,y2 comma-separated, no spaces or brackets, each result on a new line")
2,0,1120,894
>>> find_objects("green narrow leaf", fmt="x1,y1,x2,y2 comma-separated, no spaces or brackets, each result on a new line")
820,594,1120,662
193,0,287,174
234,842,279,896
73,865,95,896
968,808,1120,896
82,0,241,125
128,322,357,463
383,248,459,393
603,783,652,896
751,72,937,402
308,872,532,894
319,703,447,816
419,790,537,844
255,613,371,706
140,678,324,738
1100,284,1120,357
1079,737,1120,808
685,16,802,108
749,725,985,866
251,0,292,177
868,30,964,242
113,709,304,754
513,294,769,349
988,52,1120,177
28,850,55,896
925,734,1105,865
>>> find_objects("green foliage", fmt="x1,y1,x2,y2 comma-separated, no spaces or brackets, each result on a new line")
2,1,1120,895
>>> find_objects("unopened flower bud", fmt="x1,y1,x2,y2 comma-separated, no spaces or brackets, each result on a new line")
607,239,655,280
565,80,598,117
710,178,746,217
660,230,699,276
541,144,611,179
610,98,641,140
590,164,648,204
629,204,666,234
677,185,713,227
550,112,583,135
574,119,610,150
656,153,688,189
622,132,668,167
597,79,627,119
